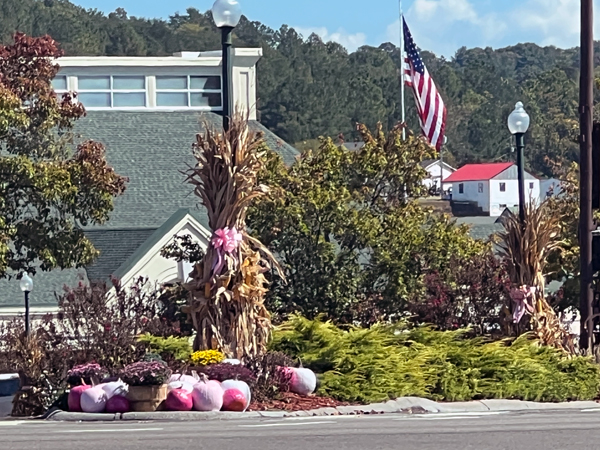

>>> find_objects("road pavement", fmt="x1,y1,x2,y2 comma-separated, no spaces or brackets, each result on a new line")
3,409,600,449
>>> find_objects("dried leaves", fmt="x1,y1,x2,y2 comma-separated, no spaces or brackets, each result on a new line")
184,113,284,361
498,202,574,352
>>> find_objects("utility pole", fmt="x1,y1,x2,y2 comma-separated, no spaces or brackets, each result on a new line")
579,0,594,354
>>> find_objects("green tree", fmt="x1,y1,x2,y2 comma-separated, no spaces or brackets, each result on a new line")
0,33,126,277
248,124,487,325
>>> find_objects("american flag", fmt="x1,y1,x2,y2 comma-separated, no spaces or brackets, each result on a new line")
402,17,447,151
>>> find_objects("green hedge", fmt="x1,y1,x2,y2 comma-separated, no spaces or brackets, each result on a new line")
271,316,600,403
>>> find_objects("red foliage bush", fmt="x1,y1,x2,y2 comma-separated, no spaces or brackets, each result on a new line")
407,252,511,335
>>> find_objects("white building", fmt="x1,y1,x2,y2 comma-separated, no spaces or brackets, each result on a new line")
0,50,299,317
444,162,540,217
420,159,455,192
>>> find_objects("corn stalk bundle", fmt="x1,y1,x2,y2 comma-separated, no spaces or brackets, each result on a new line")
183,114,283,361
498,201,574,353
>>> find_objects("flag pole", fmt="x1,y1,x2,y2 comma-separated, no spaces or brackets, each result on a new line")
399,0,406,140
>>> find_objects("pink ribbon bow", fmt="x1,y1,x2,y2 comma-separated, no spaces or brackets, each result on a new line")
211,227,243,276
510,285,536,323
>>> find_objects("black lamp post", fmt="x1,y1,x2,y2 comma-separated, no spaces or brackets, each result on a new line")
507,102,530,224
212,0,242,132
19,272,33,337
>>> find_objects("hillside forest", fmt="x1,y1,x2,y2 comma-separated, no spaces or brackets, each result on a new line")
1,0,597,177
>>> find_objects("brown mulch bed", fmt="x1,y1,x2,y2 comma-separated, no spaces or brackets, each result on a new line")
248,392,355,412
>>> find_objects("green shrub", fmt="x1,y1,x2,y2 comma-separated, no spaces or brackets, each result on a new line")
271,316,600,403
137,334,192,363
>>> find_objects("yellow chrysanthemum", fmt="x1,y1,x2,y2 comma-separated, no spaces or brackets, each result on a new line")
190,349,225,366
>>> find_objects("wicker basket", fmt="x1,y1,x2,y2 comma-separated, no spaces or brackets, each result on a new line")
127,384,167,412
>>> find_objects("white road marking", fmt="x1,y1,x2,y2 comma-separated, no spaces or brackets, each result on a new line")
396,411,507,420
240,421,336,428
408,415,485,420
0,421,35,426
53,428,164,433
581,408,600,412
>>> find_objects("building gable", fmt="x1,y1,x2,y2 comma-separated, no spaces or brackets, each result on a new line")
491,165,537,180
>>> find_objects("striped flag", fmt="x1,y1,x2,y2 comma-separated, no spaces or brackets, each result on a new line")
402,17,447,151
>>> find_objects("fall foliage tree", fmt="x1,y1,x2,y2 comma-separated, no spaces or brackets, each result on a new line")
0,33,126,277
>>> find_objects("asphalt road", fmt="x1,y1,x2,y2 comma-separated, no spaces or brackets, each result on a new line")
3,409,600,450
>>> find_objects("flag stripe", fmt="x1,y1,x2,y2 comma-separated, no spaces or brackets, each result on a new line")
402,18,447,151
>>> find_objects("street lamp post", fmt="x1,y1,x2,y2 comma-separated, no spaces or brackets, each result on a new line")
212,0,242,132
19,272,33,337
507,102,530,225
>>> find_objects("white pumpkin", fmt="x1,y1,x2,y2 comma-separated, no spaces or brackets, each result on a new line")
222,359,241,365
101,379,128,399
192,379,224,411
221,379,251,411
289,368,317,396
169,374,198,386
80,385,108,413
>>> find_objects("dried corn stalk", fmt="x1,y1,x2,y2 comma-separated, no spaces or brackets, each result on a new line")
498,201,574,353
183,113,283,361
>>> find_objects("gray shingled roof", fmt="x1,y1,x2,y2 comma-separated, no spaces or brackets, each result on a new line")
0,111,299,308
455,216,504,240
0,268,87,308
85,228,158,283
76,111,297,230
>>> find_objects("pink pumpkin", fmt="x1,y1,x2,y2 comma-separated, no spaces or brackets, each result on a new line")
105,395,130,413
221,380,251,410
68,385,91,412
165,388,193,411
192,380,224,412
222,388,246,412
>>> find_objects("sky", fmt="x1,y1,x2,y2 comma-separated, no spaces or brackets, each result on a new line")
73,0,599,57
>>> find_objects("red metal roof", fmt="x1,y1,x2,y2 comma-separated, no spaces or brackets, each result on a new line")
443,162,514,183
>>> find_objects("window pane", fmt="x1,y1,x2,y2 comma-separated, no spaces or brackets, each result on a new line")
190,76,221,90
113,76,145,90
113,92,146,107
52,76,67,91
190,93,222,107
157,92,188,107
156,76,187,90
78,93,111,107
78,76,110,90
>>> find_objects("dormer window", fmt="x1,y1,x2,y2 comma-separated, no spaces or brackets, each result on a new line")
51,50,258,114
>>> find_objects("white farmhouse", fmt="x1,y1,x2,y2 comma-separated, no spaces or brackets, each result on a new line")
444,162,540,217
420,159,455,192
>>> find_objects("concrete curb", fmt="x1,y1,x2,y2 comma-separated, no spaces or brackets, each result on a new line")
43,397,600,422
